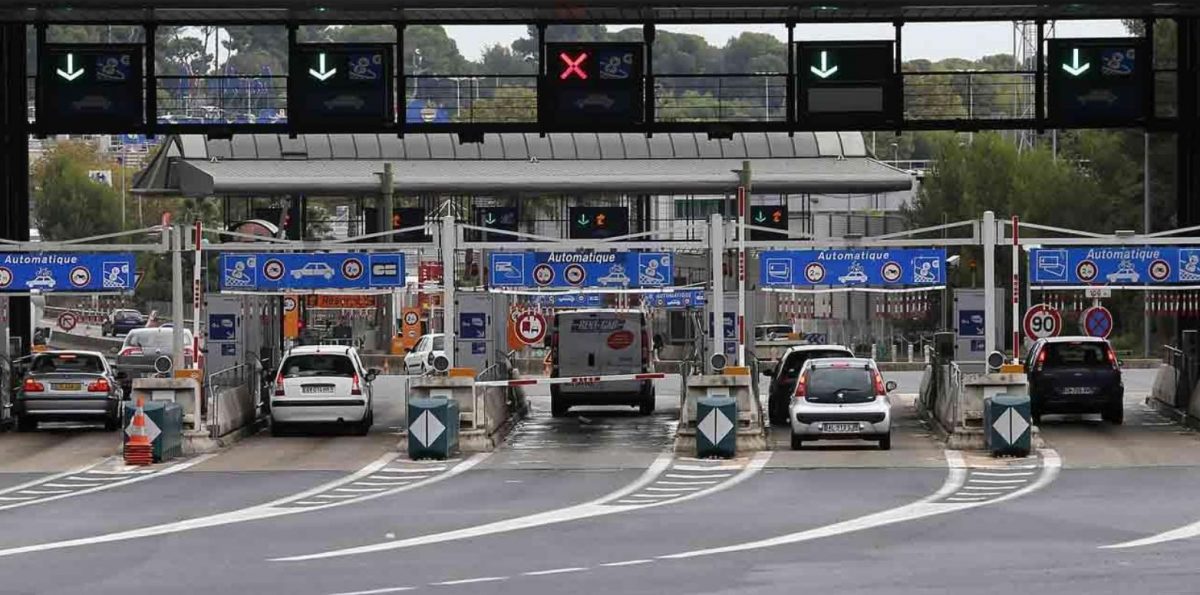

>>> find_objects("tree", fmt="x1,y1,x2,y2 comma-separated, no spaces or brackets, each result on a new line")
32,142,124,241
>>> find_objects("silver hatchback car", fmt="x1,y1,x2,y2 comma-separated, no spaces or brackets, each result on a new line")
789,358,896,451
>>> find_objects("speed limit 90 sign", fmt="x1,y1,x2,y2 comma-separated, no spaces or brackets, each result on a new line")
1023,304,1062,340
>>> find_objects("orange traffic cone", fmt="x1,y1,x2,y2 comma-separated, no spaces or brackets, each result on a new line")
124,397,154,466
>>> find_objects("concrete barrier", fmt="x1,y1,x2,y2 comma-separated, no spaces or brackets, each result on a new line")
406,375,520,452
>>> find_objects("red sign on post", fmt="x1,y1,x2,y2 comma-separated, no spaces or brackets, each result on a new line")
1022,304,1062,341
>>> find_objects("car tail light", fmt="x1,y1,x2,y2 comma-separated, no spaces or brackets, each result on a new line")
87,379,110,393
274,373,285,396
873,370,886,396
23,378,44,392
1106,348,1118,370
1035,350,1046,372
119,346,143,357
793,373,807,400
351,374,363,396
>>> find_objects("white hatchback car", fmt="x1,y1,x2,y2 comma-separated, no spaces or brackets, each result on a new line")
404,333,445,374
790,358,896,450
270,345,377,436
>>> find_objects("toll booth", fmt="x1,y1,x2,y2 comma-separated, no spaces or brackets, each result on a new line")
453,292,510,374
204,294,280,375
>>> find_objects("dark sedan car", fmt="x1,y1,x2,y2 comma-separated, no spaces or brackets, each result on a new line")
102,309,145,337
1026,336,1124,425
13,350,127,431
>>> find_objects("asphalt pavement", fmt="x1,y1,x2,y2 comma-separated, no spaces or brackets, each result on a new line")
0,368,1199,595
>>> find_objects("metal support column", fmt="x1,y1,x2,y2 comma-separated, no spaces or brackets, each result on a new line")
710,214,725,369
1,24,30,354
1178,17,1200,343
441,215,457,369
982,211,997,359
736,162,751,366
171,225,186,370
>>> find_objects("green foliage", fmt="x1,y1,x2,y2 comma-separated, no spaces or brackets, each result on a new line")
32,142,124,242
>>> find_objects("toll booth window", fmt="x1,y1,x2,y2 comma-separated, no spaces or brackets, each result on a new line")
282,354,357,378
33,354,104,374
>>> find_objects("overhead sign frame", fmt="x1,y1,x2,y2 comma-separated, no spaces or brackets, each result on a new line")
540,42,646,131
37,43,145,134
1046,37,1150,127
0,252,136,294
219,252,405,293
759,248,945,288
287,42,396,132
795,40,900,129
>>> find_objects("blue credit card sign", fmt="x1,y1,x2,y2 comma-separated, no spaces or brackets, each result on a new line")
759,249,946,287
219,252,405,292
647,289,708,309
459,312,487,339
0,252,135,293
1030,247,1200,285
489,252,672,289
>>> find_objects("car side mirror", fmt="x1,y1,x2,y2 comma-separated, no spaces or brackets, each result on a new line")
885,380,898,393
109,347,119,355
115,370,129,380
366,369,379,382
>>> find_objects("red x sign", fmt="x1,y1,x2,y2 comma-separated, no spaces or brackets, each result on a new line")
559,52,589,80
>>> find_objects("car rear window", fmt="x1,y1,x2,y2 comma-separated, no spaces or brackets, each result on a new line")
32,353,104,374
1043,342,1108,367
125,330,191,351
282,354,356,378
116,311,142,320
432,336,444,351
807,367,874,396
780,350,853,380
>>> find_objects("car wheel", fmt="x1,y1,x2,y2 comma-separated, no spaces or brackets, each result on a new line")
790,433,803,450
270,420,289,437
354,409,374,436
1102,403,1125,425
879,433,892,451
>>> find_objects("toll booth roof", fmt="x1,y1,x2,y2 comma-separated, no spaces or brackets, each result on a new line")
134,132,913,197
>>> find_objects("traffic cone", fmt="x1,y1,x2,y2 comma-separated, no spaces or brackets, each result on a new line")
124,397,154,466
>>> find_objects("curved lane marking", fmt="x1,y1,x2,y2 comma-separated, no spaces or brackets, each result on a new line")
0,453,487,558
0,454,216,513
659,449,1060,560
273,452,772,562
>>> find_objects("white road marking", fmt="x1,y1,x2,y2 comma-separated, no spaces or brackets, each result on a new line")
333,487,387,493
0,453,487,558
354,481,411,487
659,449,1060,560
0,460,109,497
961,485,1017,491
644,487,700,492
523,567,588,576
293,501,326,506
1102,497,1200,549
599,559,653,567
0,496,35,502
665,473,731,479
275,452,772,562
968,479,1028,484
971,471,1035,477
329,587,415,595
623,493,677,499
656,480,719,486
431,577,508,586
316,494,360,499
946,497,988,502
672,465,743,472
0,454,216,513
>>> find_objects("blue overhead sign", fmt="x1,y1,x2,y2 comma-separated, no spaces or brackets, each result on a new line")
647,289,708,309
759,249,946,287
0,252,135,293
489,252,673,289
1030,247,1200,285
219,252,405,292
527,294,604,308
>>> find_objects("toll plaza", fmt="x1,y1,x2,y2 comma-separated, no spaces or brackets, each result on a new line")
5,3,1200,592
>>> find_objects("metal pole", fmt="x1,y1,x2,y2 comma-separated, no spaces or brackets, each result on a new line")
1011,215,1020,364
192,220,202,370
737,161,750,367
982,211,997,360
378,163,395,342
441,215,456,369
1144,131,1152,357
171,225,185,370
710,214,725,369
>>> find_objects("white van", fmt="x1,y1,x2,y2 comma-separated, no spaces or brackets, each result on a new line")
548,309,655,417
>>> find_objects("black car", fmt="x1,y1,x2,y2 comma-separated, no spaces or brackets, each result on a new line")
766,344,854,426
102,309,145,337
1025,336,1124,424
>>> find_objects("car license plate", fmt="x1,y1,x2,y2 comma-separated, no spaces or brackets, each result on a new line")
52,383,81,391
823,423,859,433
302,385,335,394
1061,387,1095,395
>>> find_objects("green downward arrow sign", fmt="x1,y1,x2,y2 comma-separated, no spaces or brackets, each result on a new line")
754,211,766,223
484,213,496,225
576,214,590,227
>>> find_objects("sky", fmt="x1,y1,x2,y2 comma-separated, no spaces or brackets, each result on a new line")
444,20,1131,63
